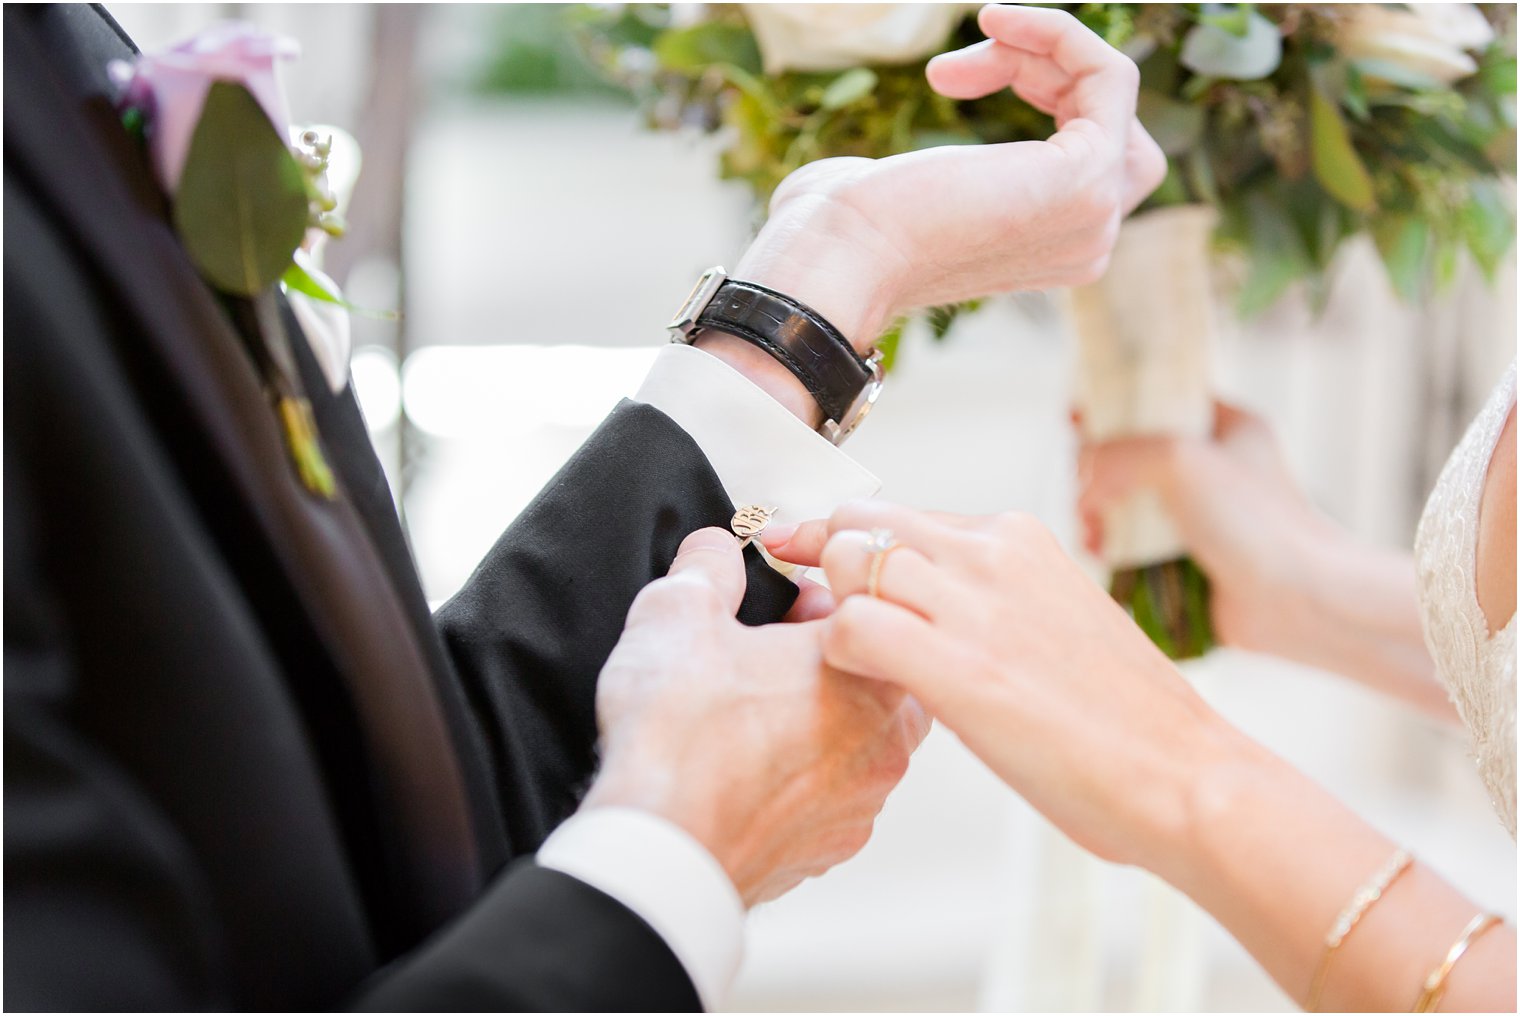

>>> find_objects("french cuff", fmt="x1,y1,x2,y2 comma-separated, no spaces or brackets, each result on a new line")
635,343,881,525
537,807,744,1011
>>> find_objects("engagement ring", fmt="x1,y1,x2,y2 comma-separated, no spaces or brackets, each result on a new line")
865,528,899,599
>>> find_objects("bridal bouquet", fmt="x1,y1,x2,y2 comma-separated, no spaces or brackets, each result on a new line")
581,3,1516,657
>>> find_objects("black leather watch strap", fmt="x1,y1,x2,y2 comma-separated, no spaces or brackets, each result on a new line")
692,279,873,427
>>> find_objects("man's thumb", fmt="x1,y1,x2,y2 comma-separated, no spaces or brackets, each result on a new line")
663,526,748,617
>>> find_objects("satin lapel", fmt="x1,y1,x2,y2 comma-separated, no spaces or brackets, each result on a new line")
3,9,478,929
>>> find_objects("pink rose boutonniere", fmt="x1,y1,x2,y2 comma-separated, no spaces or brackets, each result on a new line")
110,23,359,498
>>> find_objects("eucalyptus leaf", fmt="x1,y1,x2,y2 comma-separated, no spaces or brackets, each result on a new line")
1136,88,1204,155
820,68,877,111
1351,58,1447,93
1179,12,1281,81
1460,178,1515,277
1309,85,1376,213
1197,6,1252,38
653,22,762,76
1480,53,1517,96
173,82,309,297
1342,64,1370,122
1373,215,1430,301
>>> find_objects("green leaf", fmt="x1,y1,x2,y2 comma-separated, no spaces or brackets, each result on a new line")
1372,215,1430,301
1197,6,1252,38
1179,12,1281,81
1350,57,1450,93
819,67,877,111
1460,178,1516,278
1136,88,1204,155
173,82,309,296
1479,53,1517,96
1342,64,1370,122
910,129,981,150
1308,85,1376,213
652,22,762,76
1236,192,1312,316
874,319,904,373
281,260,399,320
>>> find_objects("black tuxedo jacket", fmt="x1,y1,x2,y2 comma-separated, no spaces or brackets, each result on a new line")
4,5,797,1010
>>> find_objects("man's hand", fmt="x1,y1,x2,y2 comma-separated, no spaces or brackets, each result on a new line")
582,528,929,906
729,4,1166,352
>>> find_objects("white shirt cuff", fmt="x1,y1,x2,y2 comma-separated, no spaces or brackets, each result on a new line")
635,343,881,525
536,807,744,1010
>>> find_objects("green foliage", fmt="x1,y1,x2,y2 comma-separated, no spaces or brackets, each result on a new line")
1111,557,1216,661
474,4,631,98
581,3,1517,327
173,82,310,297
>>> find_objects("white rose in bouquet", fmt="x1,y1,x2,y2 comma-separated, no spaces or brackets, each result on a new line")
1338,3,1495,85
742,3,970,74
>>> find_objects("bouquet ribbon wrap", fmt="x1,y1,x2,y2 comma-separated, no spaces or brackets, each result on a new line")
1067,205,1218,657
1069,205,1217,565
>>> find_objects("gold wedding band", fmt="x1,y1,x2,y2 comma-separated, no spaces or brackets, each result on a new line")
865,528,901,599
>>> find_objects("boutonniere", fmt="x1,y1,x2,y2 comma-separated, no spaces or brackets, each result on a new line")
109,24,364,499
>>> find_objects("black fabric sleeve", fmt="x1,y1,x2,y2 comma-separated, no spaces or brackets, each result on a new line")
435,399,799,853
351,861,700,1012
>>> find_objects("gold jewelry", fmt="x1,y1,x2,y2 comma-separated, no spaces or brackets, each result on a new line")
864,528,900,599
1411,912,1503,1012
730,505,778,549
1306,848,1414,1011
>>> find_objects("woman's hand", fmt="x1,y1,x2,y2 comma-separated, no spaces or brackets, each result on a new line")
1078,402,1449,716
764,501,1231,872
766,502,1510,1012
1078,401,1340,656
730,4,1167,352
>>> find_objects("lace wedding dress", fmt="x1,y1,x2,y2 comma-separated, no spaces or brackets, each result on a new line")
1414,361,1517,839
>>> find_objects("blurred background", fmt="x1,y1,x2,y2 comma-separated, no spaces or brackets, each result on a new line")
112,5,1516,1011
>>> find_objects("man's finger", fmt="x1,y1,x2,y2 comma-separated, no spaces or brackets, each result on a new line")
926,39,1022,101
784,574,837,623
897,694,934,751
660,526,748,617
977,4,1137,137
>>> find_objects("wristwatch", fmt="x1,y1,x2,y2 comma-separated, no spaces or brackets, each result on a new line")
668,266,884,445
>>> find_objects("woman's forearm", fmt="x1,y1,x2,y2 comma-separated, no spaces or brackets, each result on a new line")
1158,722,1514,1011
1273,532,1456,722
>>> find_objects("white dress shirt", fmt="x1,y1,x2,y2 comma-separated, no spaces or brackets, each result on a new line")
537,341,880,1009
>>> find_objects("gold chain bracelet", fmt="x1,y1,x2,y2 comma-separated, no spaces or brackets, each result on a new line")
1306,847,1414,1011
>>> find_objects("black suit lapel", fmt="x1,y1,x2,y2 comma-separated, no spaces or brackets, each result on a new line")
4,5,480,937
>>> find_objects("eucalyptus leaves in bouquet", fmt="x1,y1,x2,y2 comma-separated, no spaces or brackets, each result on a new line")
583,2,1514,318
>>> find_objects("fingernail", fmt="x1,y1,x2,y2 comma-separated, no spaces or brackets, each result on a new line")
762,522,798,545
